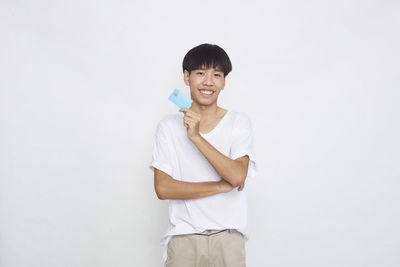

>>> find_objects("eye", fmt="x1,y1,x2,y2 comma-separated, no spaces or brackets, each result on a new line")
214,73,222,77
196,71,204,75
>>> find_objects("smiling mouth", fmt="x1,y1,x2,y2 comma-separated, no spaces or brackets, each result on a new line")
199,89,215,96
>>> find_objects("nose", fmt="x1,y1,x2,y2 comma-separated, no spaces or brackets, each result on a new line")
203,72,214,86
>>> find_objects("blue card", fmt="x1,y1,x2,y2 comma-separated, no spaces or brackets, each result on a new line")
168,88,192,108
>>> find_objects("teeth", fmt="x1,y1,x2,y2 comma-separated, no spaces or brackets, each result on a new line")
200,90,214,95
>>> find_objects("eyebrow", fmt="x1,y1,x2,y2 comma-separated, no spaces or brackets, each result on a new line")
196,67,223,72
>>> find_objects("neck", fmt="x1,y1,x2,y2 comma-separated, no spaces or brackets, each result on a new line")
189,102,220,119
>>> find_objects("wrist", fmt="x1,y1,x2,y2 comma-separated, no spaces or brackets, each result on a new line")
216,180,223,193
190,134,202,144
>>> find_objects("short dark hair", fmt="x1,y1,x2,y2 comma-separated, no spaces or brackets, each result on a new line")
182,43,232,77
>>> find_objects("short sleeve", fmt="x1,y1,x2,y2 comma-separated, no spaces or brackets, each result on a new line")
229,113,258,178
149,121,174,177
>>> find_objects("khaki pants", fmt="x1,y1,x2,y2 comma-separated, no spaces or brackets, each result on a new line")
165,229,246,267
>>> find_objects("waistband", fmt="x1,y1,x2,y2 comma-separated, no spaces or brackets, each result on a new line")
194,229,236,236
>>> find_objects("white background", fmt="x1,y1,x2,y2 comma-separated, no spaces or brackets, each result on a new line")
1,0,399,266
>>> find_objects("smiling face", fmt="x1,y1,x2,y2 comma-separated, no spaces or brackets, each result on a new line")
184,66,226,106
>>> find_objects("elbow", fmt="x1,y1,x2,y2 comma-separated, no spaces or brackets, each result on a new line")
157,194,166,200
229,157,249,187
155,183,167,200
230,175,246,187
154,169,173,200
155,186,167,200
156,191,165,200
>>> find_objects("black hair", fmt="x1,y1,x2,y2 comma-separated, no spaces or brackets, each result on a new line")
182,43,232,77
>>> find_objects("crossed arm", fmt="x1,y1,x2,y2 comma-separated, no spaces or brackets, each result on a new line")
154,134,250,200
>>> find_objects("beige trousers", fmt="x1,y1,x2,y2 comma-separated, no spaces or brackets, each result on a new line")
165,229,246,267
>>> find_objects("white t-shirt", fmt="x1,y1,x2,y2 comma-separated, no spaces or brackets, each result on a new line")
149,109,257,262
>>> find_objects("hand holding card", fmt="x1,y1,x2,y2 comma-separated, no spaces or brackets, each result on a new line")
168,88,192,109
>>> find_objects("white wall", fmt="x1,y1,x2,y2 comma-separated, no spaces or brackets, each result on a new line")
1,0,399,266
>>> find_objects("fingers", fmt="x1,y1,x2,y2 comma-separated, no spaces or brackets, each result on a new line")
179,109,200,121
183,114,198,130
183,117,196,128
238,183,245,191
185,114,200,122
184,117,196,124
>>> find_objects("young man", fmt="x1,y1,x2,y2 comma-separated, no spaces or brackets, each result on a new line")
149,43,257,267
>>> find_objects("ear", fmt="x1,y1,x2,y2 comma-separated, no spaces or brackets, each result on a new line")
183,70,190,86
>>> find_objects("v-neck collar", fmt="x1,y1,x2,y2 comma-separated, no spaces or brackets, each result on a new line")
199,109,231,138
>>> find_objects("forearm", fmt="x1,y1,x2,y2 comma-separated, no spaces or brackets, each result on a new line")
191,135,245,187
155,173,223,200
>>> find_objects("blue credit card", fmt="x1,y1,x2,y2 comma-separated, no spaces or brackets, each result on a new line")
168,88,192,108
